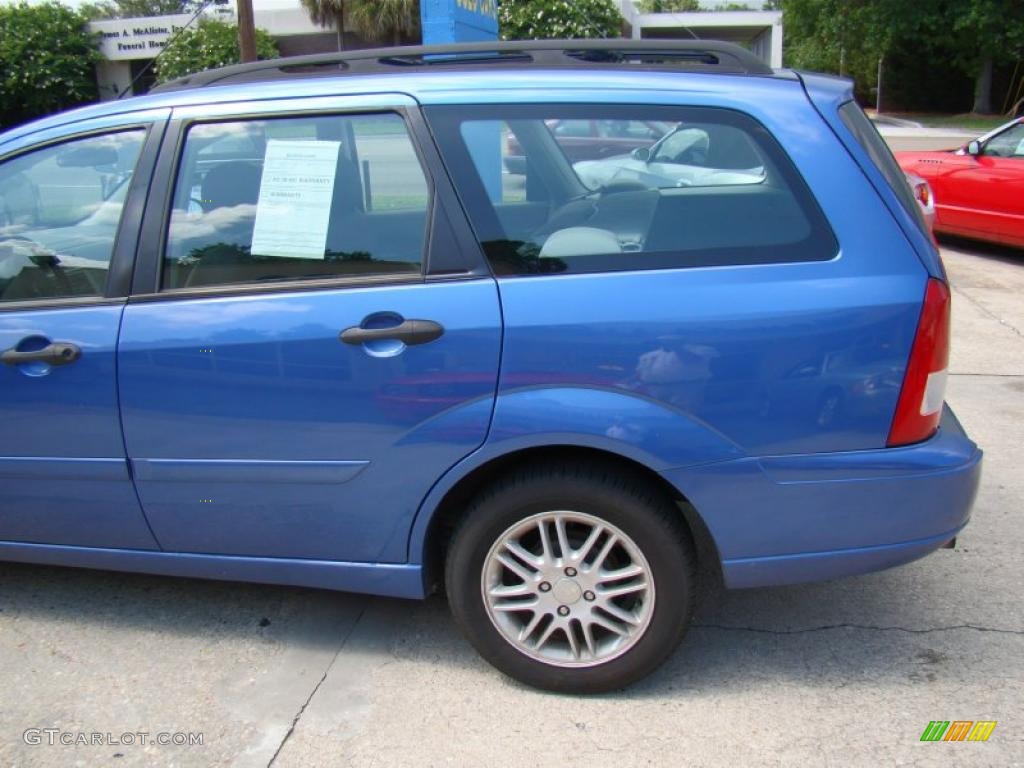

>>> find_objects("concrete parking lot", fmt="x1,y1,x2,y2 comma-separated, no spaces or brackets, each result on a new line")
1,240,1022,768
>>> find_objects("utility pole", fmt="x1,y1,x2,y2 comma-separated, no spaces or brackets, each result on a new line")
876,54,884,114
236,0,257,63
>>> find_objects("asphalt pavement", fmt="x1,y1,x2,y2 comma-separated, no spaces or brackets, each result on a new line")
1,240,1022,768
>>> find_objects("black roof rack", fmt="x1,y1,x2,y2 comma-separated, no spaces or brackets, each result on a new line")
152,39,774,92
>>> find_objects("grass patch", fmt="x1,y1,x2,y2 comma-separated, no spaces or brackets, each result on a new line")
899,113,1011,133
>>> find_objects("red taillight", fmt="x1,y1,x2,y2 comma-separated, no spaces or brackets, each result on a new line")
887,278,951,446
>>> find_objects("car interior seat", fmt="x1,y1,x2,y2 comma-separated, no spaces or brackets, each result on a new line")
199,161,263,212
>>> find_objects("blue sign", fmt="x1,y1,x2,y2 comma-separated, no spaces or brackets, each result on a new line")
421,0,498,45
421,0,502,200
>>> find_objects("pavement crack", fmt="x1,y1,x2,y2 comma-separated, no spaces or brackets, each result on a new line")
951,283,1024,340
267,601,368,767
692,622,1023,636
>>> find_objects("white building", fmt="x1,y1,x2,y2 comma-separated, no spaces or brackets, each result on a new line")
87,0,784,100
616,1,783,68
89,0,370,100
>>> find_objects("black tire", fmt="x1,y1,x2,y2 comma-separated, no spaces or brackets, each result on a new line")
445,460,696,694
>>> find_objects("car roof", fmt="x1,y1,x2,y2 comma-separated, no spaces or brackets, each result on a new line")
1,68,810,148
0,40,812,149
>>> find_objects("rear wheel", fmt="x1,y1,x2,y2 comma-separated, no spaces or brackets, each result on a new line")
445,462,696,693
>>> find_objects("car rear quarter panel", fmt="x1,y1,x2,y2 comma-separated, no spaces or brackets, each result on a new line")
425,77,930,456
409,75,932,573
797,72,944,279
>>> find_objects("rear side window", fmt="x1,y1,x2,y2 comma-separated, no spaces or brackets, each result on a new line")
838,100,929,234
425,104,836,276
0,130,145,302
163,112,430,290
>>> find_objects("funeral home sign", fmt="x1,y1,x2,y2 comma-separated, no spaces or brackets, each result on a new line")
89,14,194,61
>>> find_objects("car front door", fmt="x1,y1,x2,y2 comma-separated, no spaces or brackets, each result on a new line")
976,121,1024,243
932,121,1024,241
0,119,165,550
118,98,500,563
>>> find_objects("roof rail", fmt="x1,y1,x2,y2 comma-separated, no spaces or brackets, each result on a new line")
152,39,774,92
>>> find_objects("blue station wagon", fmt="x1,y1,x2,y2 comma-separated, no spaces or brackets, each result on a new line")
0,41,981,692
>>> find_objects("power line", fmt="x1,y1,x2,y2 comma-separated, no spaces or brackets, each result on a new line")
116,0,219,99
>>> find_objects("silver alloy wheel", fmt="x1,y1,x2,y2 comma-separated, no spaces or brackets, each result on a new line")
481,510,656,667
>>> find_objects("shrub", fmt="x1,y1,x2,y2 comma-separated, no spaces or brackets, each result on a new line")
154,18,278,83
499,0,622,40
0,2,101,130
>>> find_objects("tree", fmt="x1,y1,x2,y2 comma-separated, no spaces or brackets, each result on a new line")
499,0,622,39
780,0,1024,113
300,0,349,50
637,0,700,11
79,0,199,20
154,18,277,82
952,0,1024,113
0,2,101,130
349,0,420,45
782,0,885,87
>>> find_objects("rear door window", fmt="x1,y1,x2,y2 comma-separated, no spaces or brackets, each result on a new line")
163,112,430,290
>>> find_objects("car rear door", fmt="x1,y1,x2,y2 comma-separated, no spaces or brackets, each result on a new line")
117,96,500,563
976,121,1024,243
0,115,166,549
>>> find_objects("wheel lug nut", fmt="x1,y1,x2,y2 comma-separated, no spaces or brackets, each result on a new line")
538,582,551,593
564,567,577,577
557,605,570,616
584,590,595,601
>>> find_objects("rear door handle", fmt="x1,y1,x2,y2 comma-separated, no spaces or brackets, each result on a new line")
339,319,444,347
1,341,81,367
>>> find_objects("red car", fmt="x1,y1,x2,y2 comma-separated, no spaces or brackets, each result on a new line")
896,117,1024,248
504,119,670,174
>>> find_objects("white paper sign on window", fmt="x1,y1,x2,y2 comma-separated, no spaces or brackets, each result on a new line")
250,139,341,259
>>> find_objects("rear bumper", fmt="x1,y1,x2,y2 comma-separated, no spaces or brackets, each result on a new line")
661,405,981,588
719,525,966,588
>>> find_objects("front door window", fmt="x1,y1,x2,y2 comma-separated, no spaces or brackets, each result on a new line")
0,131,145,302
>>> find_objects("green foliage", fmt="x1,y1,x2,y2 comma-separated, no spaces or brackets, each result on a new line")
781,0,884,89
300,0,419,45
349,0,419,44
638,0,761,8
79,0,198,21
154,18,278,83
954,0,1024,63
637,0,699,11
299,0,347,32
0,2,101,130
499,0,622,40
779,0,1024,111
